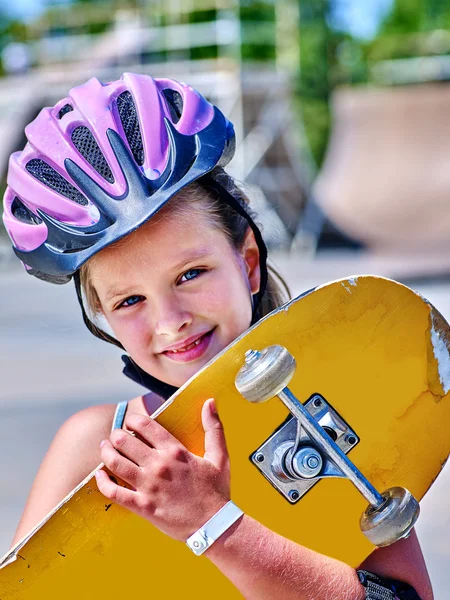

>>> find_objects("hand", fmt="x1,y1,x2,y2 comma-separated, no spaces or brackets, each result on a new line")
95,398,230,542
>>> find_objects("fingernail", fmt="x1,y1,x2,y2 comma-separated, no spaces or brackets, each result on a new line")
209,399,217,415
100,439,107,448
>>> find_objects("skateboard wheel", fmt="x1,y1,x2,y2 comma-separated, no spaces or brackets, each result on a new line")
360,487,420,547
235,345,296,403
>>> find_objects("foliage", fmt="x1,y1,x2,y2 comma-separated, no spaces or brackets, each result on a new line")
366,0,450,63
0,11,28,76
298,0,450,165
380,0,450,34
298,1,334,166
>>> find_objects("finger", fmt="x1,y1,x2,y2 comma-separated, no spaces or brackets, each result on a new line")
100,439,141,488
202,399,229,471
110,428,154,467
95,468,137,507
125,414,178,450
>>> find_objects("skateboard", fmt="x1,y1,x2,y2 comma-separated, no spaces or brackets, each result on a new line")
1,275,449,599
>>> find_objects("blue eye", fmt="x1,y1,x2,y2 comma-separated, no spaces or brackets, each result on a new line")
120,295,143,308
179,269,203,283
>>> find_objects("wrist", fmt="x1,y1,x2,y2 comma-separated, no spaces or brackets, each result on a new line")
186,501,244,556
204,513,245,559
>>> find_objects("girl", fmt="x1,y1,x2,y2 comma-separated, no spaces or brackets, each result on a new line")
3,73,431,599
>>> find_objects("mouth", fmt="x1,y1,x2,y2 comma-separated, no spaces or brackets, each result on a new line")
161,329,214,363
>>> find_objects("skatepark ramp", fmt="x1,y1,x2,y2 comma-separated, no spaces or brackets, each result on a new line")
311,84,450,255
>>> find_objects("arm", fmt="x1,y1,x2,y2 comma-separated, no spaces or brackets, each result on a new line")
11,404,115,548
358,530,433,600
205,518,432,600
205,514,363,600
96,399,433,600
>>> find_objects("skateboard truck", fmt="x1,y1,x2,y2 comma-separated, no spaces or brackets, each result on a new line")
235,345,420,547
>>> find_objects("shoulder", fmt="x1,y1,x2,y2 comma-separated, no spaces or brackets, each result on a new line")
59,395,155,449
11,402,124,547
57,403,118,449
43,402,124,488
38,403,119,496
41,403,121,477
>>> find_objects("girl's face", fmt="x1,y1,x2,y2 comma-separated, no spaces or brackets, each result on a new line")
89,203,261,388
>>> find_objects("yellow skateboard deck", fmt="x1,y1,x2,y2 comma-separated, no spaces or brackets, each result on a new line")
1,275,449,599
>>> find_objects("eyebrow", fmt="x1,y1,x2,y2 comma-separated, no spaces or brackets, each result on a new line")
105,288,135,303
173,248,211,270
104,248,213,303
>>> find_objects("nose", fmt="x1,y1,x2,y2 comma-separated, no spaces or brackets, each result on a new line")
152,293,193,337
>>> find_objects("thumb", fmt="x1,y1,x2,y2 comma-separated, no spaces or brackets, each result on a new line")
202,398,229,471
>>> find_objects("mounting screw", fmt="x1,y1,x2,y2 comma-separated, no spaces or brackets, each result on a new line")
313,397,322,408
289,490,300,501
307,456,320,469
255,453,265,463
245,349,261,364
346,435,357,446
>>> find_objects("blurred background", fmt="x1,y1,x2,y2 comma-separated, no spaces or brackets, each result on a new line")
0,0,449,596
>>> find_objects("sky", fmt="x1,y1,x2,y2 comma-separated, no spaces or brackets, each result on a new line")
0,0,70,22
329,0,394,39
1,0,395,40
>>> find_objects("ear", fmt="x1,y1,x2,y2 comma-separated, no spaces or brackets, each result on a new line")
239,228,261,295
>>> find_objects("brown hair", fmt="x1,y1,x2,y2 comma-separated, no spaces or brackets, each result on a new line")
79,168,291,340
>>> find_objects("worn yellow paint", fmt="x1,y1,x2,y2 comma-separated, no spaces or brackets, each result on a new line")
1,276,449,599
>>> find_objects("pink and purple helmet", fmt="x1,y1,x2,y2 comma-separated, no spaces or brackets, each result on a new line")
2,72,236,283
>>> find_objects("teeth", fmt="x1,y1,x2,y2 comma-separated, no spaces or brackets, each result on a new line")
169,335,203,354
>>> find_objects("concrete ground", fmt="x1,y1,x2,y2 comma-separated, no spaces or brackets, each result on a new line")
0,251,448,597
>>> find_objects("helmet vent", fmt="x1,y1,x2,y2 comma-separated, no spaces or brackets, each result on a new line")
162,89,183,124
57,104,73,119
116,91,144,166
71,126,114,183
11,197,42,225
26,159,88,206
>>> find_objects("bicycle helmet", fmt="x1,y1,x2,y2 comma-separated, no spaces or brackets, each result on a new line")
2,72,245,283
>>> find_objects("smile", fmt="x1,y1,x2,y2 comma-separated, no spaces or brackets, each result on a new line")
169,338,202,353
162,330,214,363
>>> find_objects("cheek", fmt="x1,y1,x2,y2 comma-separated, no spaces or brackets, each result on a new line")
199,269,252,324
106,312,150,352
